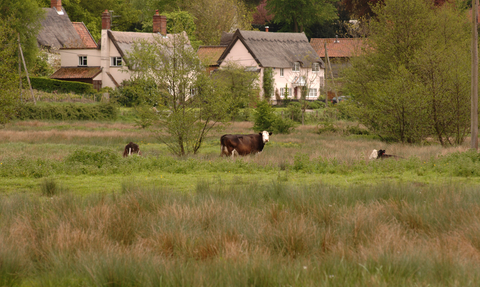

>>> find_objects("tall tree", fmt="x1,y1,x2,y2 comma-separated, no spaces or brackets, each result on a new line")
1,0,45,66
126,31,229,155
343,0,471,145
266,0,338,32
0,17,20,125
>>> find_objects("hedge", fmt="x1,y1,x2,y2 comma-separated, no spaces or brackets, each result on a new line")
29,77,96,95
15,103,118,121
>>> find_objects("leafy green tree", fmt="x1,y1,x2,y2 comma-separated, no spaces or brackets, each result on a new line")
1,0,45,67
0,18,20,125
254,100,295,134
262,67,274,102
266,0,337,32
126,31,228,155
343,0,470,145
212,62,260,121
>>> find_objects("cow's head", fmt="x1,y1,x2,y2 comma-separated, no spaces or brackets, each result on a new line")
369,149,378,159
378,150,386,157
260,131,272,143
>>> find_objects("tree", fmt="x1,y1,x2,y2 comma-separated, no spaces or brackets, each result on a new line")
188,0,252,45
126,30,228,155
266,0,338,32
1,0,45,67
0,17,20,125
263,67,274,102
343,0,471,145
212,62,260,120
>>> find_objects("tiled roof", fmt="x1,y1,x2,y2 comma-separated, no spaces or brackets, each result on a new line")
72,22,97,48
197,46,227,66
218,30,324,69
50,67,102,79
310,38,365,58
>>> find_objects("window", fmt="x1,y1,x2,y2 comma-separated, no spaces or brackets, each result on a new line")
308,88,317,98
293,62,300,72
280,88,285,97
111,57,122,67
280,68,284,77
78,56,87,66
312,63,320,72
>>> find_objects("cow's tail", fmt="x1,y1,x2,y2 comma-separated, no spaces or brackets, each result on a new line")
220,135,227,157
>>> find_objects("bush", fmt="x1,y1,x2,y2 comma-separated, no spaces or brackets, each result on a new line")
30,77,96,95
307,101,325,109
15,103,118,121
286,102,302,122
254,100,295,134
111,78,160,107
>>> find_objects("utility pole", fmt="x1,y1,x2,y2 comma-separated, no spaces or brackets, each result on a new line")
324,42,328,107
472,0,478,150
18,34,36,105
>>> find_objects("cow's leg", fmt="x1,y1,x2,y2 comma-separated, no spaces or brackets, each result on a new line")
231,149,237,158
129,148,132,156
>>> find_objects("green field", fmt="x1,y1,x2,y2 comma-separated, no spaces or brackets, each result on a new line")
2,118,480,286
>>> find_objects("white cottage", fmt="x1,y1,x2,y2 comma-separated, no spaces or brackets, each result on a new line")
217,29,326,103
51,9,189,90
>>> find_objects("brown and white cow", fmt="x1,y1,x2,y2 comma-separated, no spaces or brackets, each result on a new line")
123,142,142,157
220,131,272,157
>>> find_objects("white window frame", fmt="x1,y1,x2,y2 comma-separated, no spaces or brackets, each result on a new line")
78,56,87,66
312,63,320,72
308,88,317,98
280,68,284,77
111,56,122,67
293,62,300,72
280,88,285,97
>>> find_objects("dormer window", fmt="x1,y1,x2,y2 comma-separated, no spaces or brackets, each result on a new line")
111,57,122,67
312,63,320,72
293,62,300,72
78,56,87,66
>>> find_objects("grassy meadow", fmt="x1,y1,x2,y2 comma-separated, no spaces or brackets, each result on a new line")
2,116,480,286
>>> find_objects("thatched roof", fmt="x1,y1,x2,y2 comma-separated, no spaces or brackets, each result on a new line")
220,31,234,46
197,45,227,67
218,29,325,69
37,7,87,49
107,30,191,59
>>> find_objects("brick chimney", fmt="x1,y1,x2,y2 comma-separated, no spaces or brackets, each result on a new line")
153,10,167,35
51,0,62,13
102,10,111,30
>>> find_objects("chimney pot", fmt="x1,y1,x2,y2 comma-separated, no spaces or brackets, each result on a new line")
265,26,269,32
102,10,111,30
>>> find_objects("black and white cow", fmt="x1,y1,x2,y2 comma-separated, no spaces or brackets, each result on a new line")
220,131,272,157
123,142,142,157
369,149,401,159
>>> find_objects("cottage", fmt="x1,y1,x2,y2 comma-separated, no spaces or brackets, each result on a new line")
217,29,325,103
51,8,189,90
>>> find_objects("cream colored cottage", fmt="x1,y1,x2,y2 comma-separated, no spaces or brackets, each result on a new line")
217,29,326,103
51,8,188,90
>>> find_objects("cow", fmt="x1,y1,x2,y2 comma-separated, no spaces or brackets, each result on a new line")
220,131,272,157
123,142,142,157
369,149,401,159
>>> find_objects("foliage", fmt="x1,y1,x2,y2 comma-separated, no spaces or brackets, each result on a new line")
212,62,260,120
343,0,471,145
110,78,160,107
254,100,295,134
0,17,20,126
134,104,158,129
15,103,118,121
262,67,274,102
266,0,337,32
126,31,229,155
30,77,96,95
286,102,302,122
1,0,45,68
188,0,253,45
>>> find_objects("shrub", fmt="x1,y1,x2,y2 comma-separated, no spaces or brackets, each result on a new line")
110,78,160,107
254,100,295,134
30,77,96,95
15,103,118,121
286,102,302,122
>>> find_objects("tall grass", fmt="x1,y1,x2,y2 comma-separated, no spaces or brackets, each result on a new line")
2,180,480,285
